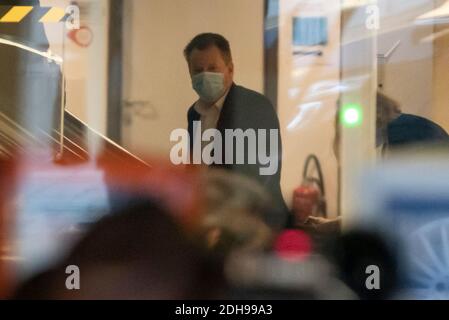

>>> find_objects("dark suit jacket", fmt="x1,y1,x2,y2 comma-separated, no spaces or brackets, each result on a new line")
187,83,288,229
387,114,449,147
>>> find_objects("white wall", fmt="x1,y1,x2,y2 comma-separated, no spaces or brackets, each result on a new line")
339,3,378,226
339,0,445,226
377,0,434,119
277,0,341,216
432,0,449,133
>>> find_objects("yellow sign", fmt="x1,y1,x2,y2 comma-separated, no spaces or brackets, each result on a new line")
0,6,66,23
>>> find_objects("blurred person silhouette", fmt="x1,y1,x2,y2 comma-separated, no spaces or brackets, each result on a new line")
12,200,226,300
198,169,274,258
322,228,399,300
376,91,402,150
376,92,449,153
226,253,357,300
184,33,288,230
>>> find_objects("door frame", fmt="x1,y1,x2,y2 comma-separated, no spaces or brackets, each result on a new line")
106,0,124,144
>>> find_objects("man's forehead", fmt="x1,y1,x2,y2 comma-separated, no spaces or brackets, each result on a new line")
190,46,224,64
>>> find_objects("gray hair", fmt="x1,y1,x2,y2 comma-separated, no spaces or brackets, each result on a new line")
199,169,274,254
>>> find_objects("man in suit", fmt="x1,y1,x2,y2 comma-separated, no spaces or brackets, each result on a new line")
184,33,288,229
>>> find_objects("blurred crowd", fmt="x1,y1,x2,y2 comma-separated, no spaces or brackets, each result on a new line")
8,165,398,300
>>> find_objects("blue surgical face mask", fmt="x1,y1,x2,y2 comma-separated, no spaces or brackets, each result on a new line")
192,72,225,103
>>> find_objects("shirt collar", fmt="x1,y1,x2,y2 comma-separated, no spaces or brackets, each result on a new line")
194,88,230,116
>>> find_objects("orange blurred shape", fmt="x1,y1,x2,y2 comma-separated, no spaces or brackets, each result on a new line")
292,183,321,225
96,154,206,231
0,150,208,298
25,150,207,232
0,159,17,299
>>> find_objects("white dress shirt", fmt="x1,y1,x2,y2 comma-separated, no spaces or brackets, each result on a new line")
193,90,230,163
194,89,230,133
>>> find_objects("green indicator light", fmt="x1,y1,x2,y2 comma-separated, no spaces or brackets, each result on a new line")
341,104,363,127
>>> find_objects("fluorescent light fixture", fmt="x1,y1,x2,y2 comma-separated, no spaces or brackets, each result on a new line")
342,0,373,10
415,1,449,25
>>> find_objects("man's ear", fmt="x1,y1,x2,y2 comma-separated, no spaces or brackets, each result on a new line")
229,61,234,75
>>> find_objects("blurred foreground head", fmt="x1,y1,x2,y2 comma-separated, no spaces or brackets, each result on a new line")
13,200,226,300
198,170,274,257
324,229,398,300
